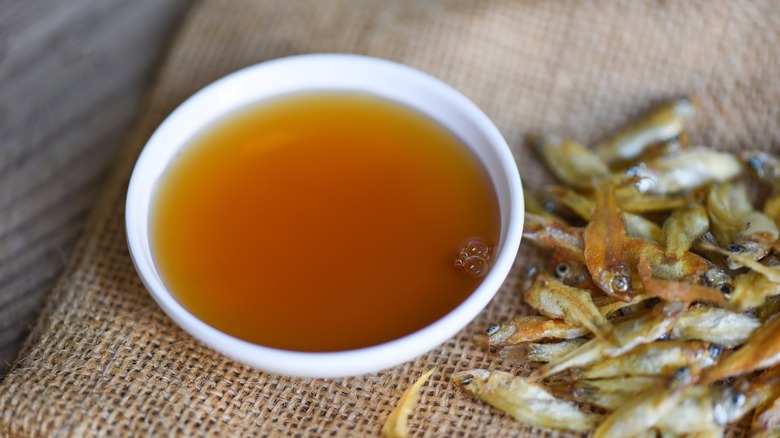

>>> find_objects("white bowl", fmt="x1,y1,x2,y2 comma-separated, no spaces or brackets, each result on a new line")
125,54,524,378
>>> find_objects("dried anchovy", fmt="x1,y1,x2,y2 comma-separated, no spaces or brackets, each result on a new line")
451,97,780,436
452,369,600,432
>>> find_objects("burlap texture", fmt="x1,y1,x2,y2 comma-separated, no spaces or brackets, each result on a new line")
2,1,779,436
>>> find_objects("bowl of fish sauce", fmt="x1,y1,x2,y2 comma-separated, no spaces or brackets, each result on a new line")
125,54,524,378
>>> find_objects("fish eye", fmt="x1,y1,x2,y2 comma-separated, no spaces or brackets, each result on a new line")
708,344,723,359
673,366,691,380
554,263,570,278
726,244,745,253
466,239,490,258
731,392,745,406
747,156,763,171
459,374,474,385
611,275,630,293
486,324,500,336
719,284,733,297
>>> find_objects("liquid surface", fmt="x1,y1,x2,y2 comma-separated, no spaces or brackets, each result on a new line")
151,91,500,351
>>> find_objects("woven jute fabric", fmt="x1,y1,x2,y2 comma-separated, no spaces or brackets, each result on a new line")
2,1,780,436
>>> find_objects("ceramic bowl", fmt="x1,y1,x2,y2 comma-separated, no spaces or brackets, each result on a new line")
125,54,524,378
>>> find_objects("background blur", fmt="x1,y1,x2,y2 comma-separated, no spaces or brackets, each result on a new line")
0,0,192,377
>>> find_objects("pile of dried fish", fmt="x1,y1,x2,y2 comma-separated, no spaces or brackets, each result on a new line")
452,98,780,437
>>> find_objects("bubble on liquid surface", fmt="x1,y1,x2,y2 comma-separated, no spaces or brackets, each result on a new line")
466,239,490,259
455,238,493,278
463,256,488,278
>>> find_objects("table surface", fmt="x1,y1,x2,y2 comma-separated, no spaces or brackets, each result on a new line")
0,0,192,377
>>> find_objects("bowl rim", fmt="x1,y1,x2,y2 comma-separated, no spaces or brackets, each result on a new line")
125,53,524,378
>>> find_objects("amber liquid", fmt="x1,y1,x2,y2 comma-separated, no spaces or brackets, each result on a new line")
151,91,500,352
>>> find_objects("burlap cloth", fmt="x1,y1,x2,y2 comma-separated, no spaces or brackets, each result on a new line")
2,1,779,436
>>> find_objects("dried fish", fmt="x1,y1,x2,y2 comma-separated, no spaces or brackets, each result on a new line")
499,339,587,364
702,314,780,384
532,136,610,189
595,293,656,319
461,97,780,436
615,188,696,214
481,316,589,348
704,182,779,270
533,301,684,379
548,186,664,241
622,213,666,243
548,375,663,411
663,203,710,259
625,236,725,286
524,273,617,342
577,340,720,380
593,367,694,438
726,210,779,270
670,304,761,348
452,369,600,432
729,270,780,312
523,213,585,263
655,384,757,435
703,182,780,269
706,182,753,246
585,184,633,301
550,259,595,290
545,185,595,221
628,147,741,195
703,242,780,284
524,189,565,223
593,97,696,165
744,150,780,192
382,368,435,438
748,366,780,437
637,254,728,306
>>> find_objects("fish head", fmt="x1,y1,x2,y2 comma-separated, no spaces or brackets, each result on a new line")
712,385,756,426
552,260,591,287
596,264,633,301
743,150,780,181
486,322,517,347
700,268,733,299
725,240,766,270
451,369,491,394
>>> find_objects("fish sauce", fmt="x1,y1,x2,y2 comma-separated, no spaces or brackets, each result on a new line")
151,91,500,351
